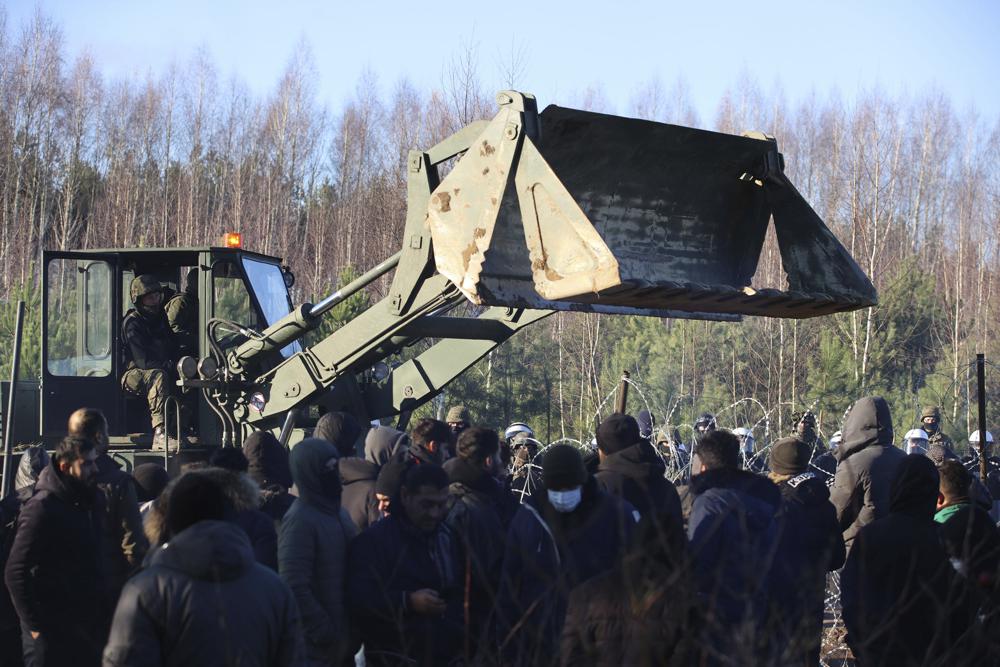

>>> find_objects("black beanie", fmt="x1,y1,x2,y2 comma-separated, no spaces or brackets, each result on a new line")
132,463,169,503
769,437,812,475
376,459,410,497
167,472,228,536
542,444,588,489
596,413,641,455
209,447,249,473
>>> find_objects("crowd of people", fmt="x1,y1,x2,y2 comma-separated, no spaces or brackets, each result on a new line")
1,398,1000,666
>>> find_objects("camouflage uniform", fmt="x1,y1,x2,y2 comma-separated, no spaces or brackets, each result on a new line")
165,268,198,357
921,406,957,456
122,275,176,431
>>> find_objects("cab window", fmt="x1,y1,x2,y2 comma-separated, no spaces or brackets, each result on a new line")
46,258,112,377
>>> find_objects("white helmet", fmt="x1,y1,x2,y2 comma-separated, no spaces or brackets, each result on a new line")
732,427,754,452
969,430,995,445
504,422,534,442
829,431,843,448
904,428,929,454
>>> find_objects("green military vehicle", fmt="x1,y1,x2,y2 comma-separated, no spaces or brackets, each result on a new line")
2,90,877,474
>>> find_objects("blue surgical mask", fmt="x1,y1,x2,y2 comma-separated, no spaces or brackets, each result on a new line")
547,486,582,513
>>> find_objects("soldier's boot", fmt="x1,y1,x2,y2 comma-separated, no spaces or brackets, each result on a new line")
151,426,168,451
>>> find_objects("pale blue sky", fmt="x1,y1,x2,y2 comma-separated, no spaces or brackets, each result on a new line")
5,0,999,122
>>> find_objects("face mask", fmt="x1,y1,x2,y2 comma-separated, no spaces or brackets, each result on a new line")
320,459,342,499
547,486,582,513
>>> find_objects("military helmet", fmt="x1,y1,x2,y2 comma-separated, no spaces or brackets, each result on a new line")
921,405,942,419
130,274,163,305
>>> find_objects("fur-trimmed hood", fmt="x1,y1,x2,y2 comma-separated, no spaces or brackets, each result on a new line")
143,466,261,547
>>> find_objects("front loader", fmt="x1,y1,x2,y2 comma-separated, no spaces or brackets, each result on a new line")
185,90,876,447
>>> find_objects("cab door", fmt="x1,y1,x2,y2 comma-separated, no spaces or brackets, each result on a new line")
41,252,119,438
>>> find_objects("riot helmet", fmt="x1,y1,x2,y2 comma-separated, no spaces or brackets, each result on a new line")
694,412,716,436
504,422,534,444
903,428,929,455
969,430,995,452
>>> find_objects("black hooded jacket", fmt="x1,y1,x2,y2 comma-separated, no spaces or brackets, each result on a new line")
243,431,295,523
830,396,906,548
841,455,975,667
104,520,304,666
769,471,845,663
595,441,682,527
4,461,107,665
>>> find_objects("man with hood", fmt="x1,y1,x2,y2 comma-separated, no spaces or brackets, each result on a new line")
497,445,636,665
313,411,363,458
121,274,178,449
687,430,780,664
243,430,295,523
767,437,845,666
103,471,304,666
279,437,358,666
339,424,408,531
5,437,105,667
348,464,464,666
67,408,148,600
594,413,682,528
841,455,974,666
829,396,906,549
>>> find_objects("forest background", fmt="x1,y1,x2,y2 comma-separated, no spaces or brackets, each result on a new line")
0,9,999,448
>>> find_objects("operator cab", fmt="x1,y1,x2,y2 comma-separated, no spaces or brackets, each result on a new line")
41,243,297,448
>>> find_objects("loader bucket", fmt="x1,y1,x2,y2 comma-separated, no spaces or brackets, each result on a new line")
427,96,876,320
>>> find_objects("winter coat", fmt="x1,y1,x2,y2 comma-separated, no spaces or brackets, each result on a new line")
769,471,845,665
686,467,780,647
4,461,107,667
279,438,358,665
0,448,46,663
103,520,305,666
595,441,682,527
339,457,380,531
935,502,1000,590
443,457,512,646
560,514,699,667
347,512,464,666
841,455,975,667
94,453,148,594
122,308,175,371
244,432,295,523
830,396,906,548
497,479,636,665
